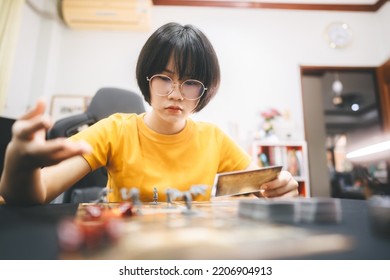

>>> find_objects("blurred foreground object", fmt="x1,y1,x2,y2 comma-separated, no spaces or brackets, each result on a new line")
368,196,390,238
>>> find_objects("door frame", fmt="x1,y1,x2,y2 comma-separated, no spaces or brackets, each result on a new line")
300,62,389,197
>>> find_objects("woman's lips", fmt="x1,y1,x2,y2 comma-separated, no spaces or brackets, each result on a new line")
166,106,183,113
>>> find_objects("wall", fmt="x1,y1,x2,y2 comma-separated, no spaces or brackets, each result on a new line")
4,1,41,117
4,2,390,148
378,2,390,60
302,76,330,197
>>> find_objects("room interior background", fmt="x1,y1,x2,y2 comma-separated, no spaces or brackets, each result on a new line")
2,0,390,197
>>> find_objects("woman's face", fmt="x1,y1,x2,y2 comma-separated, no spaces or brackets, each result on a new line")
148,57,201,127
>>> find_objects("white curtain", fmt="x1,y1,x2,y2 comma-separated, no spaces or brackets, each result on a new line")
0,0,25,114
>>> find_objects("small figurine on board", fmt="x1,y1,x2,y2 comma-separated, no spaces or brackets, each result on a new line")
151,187,158,205
165,188,173,208
93,188,111,203
120,187,141,205
182,191,194,214
181,185,208,215
129,188,141,206
120,187,130,201
190,185,208,197
164,188,182,208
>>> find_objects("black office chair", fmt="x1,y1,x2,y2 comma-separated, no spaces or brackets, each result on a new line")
0,117,16,177
48,87,146,203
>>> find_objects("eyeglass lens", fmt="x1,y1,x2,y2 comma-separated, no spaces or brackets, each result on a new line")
149,75,204,100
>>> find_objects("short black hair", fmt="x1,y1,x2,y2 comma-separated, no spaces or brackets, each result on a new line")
136,22,220,112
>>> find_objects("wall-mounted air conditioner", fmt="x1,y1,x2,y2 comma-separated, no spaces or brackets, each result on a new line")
61,0,152,31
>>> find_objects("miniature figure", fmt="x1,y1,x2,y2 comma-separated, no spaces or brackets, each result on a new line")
93,188,111,203
151,187,158,205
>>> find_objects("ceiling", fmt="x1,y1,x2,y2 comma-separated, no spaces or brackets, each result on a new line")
153,0,388,11
26,0,389,21
233,0,377,3
321,70,380,134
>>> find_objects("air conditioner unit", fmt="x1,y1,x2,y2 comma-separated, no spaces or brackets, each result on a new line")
61,0,152,31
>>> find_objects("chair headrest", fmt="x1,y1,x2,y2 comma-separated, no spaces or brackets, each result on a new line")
88,87,146,121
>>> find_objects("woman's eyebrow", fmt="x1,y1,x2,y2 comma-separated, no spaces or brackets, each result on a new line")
163,68,175,74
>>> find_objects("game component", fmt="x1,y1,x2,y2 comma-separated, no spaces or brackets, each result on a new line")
215,166,282,197
57,218,84,252
297,197,342,224
164,188,182,208
130,188,141,206
120,187,142,205
120,187,130,201
84,205,103,220
181,191,196,215
58,198,355,259
118,202,134,217
151,187,159,205
239,197,342,224
239,199,296,223
93,188,111,203
57,217,124,252
190,185,208,196
165,188,173,208
180,185,208,215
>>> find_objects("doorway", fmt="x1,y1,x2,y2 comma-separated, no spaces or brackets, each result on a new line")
301,65,389,198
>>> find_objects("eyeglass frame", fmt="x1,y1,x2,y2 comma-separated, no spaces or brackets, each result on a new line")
146,74,208,101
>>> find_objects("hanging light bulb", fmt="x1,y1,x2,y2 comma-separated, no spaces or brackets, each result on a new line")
332,72,343,93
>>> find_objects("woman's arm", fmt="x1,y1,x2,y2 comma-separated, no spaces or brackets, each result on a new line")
0,100,92,205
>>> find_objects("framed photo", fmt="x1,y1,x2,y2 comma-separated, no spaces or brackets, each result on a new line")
50,95,91,122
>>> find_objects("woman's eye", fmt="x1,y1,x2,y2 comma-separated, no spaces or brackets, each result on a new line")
157,76,171,82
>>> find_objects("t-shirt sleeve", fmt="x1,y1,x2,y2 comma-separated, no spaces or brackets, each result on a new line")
215,126,252,173
69,114,122,171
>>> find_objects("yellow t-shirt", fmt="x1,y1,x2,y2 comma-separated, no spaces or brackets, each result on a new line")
70,113,251,202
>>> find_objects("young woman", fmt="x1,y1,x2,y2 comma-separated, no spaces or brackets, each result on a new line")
0,22,298,205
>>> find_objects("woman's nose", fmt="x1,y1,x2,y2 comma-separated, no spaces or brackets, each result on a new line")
168,83,184,100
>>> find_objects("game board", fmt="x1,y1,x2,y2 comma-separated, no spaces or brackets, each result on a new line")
59,197,353,260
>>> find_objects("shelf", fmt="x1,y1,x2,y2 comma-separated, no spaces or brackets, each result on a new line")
252,140,310,197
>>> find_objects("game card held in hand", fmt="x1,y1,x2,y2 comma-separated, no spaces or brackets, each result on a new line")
214,165,283,197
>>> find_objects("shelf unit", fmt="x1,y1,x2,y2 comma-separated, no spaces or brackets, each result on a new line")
252,140,310,197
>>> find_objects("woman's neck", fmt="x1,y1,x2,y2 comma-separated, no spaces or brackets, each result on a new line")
143,111,186,135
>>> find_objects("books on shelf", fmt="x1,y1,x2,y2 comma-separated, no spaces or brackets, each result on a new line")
252,141,310,197
255,146,304,177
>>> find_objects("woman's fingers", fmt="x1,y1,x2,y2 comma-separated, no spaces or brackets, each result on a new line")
25,139,92,167
13,115,52,141
261,171,299,198
12,99,52,141
8,98,91,169
20,99,46,120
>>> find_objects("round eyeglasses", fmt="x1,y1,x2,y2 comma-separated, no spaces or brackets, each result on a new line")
147,74,207,101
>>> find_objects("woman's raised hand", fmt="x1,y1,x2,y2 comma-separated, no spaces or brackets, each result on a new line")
9,99,91,169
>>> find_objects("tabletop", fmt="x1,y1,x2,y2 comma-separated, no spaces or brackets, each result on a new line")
0,198,389,260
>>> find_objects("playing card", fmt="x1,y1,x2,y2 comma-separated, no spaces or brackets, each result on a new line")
214,165,282,197
297,198,342,224
239,199,297,224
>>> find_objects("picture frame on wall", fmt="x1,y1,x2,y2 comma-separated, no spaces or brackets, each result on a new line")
50,95,91,122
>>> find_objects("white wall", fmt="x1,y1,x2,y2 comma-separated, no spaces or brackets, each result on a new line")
4,2,390,151
4,2,41,116
378,2,390,60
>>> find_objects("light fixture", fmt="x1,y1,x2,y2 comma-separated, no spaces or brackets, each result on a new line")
332,72,343,106
332,73,343,94
332,95,343,106
346,140,390,163
351,103,360,111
